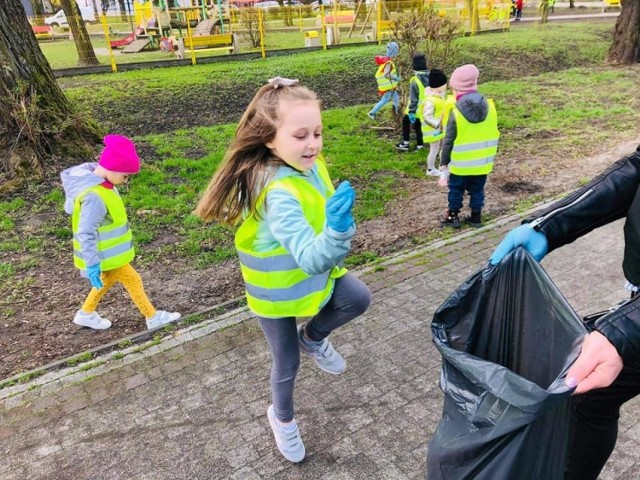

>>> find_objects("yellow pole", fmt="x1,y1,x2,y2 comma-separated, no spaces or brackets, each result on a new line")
100,14,117,73
299,4,303,31
320,2,327,51
376,0,382,44
259,8,266,58
186,12,197,65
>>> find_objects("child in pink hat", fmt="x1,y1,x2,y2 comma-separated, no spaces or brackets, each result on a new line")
439,64,500,229
60,135,181,331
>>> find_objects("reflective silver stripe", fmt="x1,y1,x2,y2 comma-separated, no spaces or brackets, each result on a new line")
74,240,133,261
245,272,330,302
452,139,499,152
450,156,495,167
73,223,130,242
237,251,299,272
101,240,134,259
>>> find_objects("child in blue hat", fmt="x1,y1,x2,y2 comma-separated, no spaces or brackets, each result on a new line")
368,41,400,120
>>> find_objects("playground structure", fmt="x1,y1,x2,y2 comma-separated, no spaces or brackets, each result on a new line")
106,0,235,53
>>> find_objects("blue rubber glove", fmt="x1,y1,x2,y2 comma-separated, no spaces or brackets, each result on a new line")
408,113,416,124
432,129,442,136
490,224,549,265
86,264,103,289
326,181,356,233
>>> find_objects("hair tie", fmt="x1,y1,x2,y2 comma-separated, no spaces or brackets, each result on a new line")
268,77,299,89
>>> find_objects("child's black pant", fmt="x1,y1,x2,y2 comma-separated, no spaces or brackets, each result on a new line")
402,114,423,146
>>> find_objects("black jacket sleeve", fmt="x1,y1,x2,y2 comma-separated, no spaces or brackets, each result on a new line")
526,145,640,363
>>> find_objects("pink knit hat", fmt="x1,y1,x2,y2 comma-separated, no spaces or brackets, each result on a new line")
449,64,479,93
98,135,140,174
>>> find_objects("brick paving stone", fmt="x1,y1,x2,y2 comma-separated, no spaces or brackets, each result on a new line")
1,215,639,479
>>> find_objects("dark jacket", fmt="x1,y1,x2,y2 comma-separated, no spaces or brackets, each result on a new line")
440,92,490,167
526,145,640,363
407,71,430,114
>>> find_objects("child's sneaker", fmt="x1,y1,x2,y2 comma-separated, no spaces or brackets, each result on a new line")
146,310,181,329
415,145,424,150
367,112,376,120
73,310,111,330
267,405,305,463
427,168,441,177
298,324,346,374
394,141,410,152
440,210,461,229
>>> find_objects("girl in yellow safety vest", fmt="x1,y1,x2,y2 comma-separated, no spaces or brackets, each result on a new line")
61,135,181,331
194,77,371,464
421,69,449,176
367,41,401,120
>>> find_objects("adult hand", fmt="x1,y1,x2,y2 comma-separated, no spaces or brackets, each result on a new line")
489,224,548,265
408,113,416,124
432,129,442,136
86,264,103,289
566,331,623,394
326,181,356,233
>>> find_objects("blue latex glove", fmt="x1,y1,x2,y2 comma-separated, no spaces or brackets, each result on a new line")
326,181,356,233
490,224,549,265
408,113,416,124
432,129,442,136
86,264,103,289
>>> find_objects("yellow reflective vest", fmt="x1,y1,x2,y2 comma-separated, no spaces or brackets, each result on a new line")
422,94,446,143
72,185,135,271
235,161,348,318
404,76,426,120
449,99,500,176
375,61,398,92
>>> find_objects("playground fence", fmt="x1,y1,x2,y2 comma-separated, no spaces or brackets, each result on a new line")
29,0,519,74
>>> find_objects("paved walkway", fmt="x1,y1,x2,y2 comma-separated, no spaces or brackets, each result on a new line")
1,212,639,479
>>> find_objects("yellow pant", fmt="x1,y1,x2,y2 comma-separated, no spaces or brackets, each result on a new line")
81,263,156,319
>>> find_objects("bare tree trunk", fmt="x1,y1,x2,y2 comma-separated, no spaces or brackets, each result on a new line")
117,0,127,22
59,0,100,67
606,0,640,64
465,0,481,33
0,0,101,192
569,0,574,8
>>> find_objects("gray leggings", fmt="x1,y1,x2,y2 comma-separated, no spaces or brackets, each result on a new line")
258,273,371,422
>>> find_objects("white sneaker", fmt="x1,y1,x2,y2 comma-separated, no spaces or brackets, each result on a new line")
298,324,346,375
427,168,441,177
267,405,305,463
146,310,181,329
73,310,111,330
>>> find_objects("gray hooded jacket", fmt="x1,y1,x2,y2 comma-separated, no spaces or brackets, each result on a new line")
61,163,117,270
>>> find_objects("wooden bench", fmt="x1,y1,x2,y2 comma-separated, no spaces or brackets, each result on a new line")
183,33,238,54
32,25,54,42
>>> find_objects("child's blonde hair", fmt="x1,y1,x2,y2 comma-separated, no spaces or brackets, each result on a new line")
194,80,319,226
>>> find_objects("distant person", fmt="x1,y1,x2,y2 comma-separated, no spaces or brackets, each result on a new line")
439,64,499,229
395,53,429,152
368,41,400,120
61,135,181,330
421,68,448,177
490,145,640,480
549,0,555,13
194,77,371,463
515,0,524,20
540,0,550,23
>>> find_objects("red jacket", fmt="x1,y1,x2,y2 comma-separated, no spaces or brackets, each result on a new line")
515,0,523,9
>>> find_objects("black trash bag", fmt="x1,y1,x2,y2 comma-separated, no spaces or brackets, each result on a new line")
427,248,588,480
